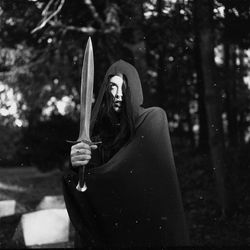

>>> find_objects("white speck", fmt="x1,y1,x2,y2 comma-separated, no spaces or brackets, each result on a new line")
169,56,174,62
53,78,59,85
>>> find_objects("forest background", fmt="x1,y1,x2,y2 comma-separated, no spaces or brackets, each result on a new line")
0,0,250,246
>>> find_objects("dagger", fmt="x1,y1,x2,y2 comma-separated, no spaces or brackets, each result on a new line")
67,37,101,192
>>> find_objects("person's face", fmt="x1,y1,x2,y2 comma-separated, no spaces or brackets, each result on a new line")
109,75,124,113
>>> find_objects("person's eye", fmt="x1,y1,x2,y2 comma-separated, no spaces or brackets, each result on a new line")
110,85,117,90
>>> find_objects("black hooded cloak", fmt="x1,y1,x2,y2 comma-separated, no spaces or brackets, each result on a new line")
62,60,189,248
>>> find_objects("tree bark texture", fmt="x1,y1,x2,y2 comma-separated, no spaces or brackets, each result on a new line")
193,1,209,151
224,5,238,147
194,0,228,214
125,0,150,107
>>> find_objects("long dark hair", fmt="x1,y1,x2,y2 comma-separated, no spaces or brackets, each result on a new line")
93,74,135,150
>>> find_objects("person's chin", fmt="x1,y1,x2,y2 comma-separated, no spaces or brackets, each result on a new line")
112,104,121,113
113,107,121,113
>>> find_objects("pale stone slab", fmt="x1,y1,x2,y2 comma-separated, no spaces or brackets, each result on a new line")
36,195,65,210
21,209,70,246
0,200,16,217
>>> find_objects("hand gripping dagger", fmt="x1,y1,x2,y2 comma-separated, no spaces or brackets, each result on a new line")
67,37,101,192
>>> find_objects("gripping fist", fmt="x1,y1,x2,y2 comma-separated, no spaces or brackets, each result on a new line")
70,141,97,168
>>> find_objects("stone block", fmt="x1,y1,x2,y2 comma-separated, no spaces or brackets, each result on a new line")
36,195,65,210
0,200,16,217
19,209,70,246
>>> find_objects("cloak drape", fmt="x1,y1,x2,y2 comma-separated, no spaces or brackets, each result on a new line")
62,60,189,247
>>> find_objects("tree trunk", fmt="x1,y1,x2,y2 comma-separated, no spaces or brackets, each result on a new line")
156,0,167,109
123,1,150,107
157,45,166,108
193,2,209,152
186,102,196,148
224,5,238,147
238,49,246,145
195,38,209,151
194,0,229,215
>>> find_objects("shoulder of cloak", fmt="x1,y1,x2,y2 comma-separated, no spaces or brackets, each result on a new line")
135,106,169,134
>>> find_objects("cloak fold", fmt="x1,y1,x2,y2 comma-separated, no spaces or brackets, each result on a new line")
63,60,189,247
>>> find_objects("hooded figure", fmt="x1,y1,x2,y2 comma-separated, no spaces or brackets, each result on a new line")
62,60,189,248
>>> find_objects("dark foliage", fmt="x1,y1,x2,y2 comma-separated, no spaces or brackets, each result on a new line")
16,114,77,172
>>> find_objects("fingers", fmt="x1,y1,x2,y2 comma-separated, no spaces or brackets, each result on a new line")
72,142,90,155
74,141,91,150
72,160,90,167
73,148,91,155
71,150,91,167
71,155,91,168
90,144,98,150
70,141,98,168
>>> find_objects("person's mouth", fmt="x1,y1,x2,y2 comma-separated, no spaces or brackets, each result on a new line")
113,102,122,112
114,102,121,108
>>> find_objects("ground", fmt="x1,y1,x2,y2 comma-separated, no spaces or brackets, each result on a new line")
0,152,249,248
175,150,250,246
0,166,73,248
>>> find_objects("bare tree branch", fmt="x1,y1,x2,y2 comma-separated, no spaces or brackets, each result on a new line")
41,0,54,16
63,25,96,34
47,20,97,35
83,0,104,28
31,0,65,34
31,0,120,36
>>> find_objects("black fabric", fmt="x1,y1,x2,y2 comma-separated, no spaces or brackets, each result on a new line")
62,60,190,247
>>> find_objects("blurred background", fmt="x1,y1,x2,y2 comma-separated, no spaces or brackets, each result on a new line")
0,0,250,247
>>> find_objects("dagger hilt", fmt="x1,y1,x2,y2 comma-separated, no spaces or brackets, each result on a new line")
66,139,102,192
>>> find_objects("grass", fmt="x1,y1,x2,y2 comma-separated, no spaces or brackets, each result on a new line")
0,167,63,212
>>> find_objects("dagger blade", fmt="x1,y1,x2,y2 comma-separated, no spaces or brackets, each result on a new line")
67,37,95,192
77,37,94,143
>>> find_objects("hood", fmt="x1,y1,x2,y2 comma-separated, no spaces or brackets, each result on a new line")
90,60,144,135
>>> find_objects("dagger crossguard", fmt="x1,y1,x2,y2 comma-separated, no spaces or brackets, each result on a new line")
66,139,102,145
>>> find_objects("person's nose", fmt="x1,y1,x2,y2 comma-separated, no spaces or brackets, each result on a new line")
115,87,123,101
